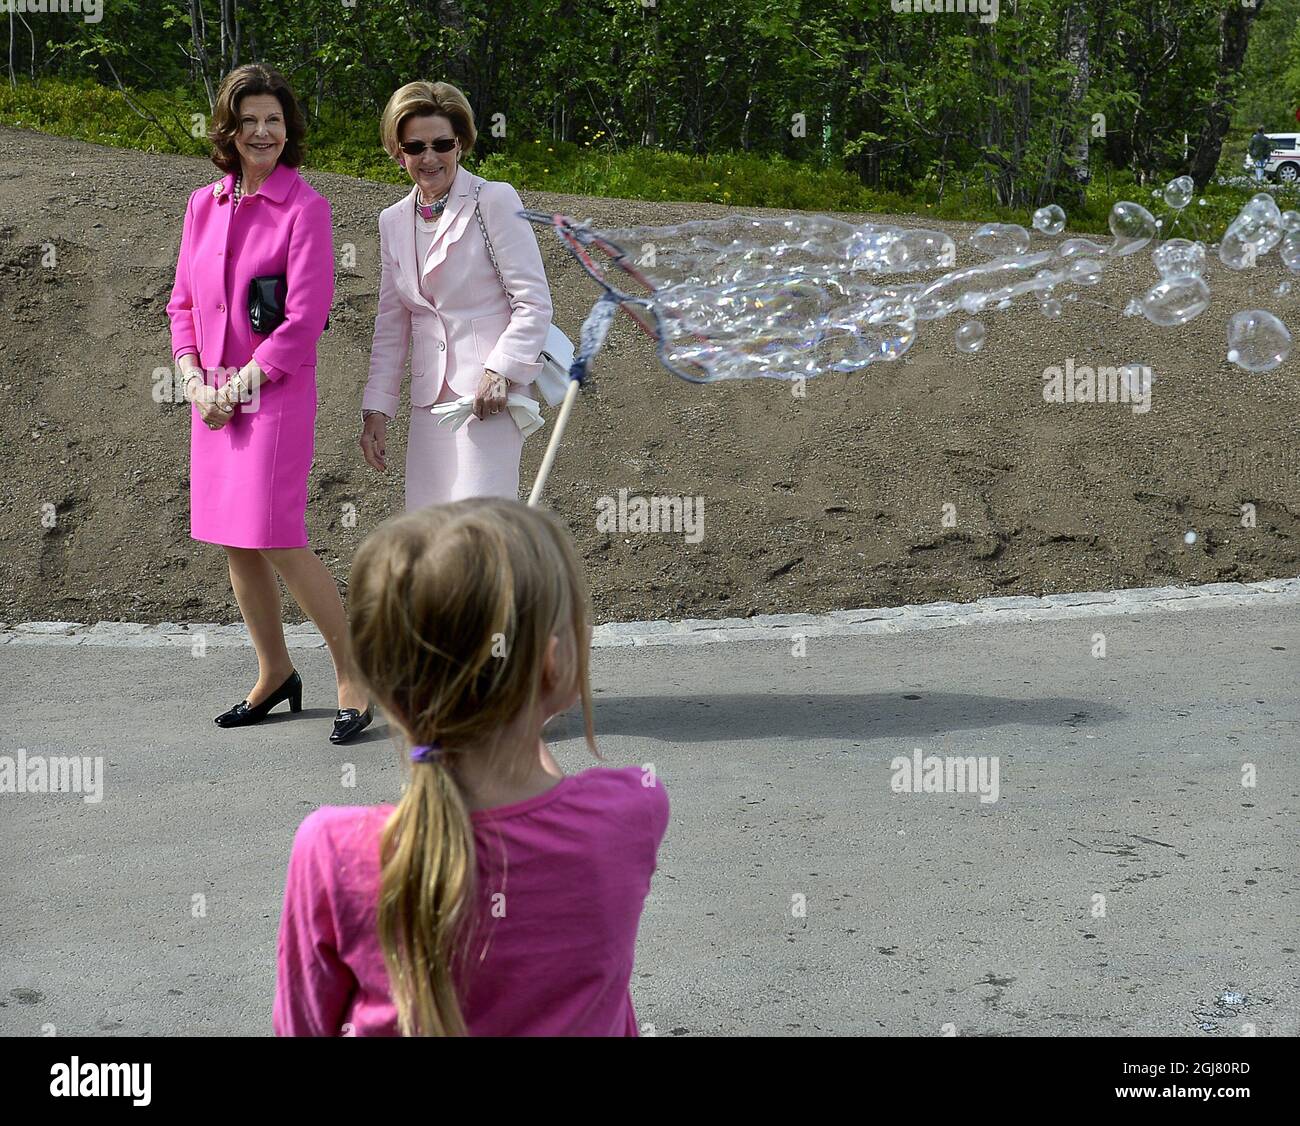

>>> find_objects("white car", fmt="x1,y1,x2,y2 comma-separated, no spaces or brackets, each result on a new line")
1243,133,1300,183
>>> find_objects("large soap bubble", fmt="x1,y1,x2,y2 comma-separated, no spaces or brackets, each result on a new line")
522,195,1294,387
1163,176,1194,210
970,223,1031,257
1281,231,1300,273
1032,204,1066,235
1219,193,1284,270
1059,237,1108,258
1125,276,1211,327
1066,258,1103,286
954,321,987,352
1108,202,1157,256
1151,238,1206,279
1226,310,1292,372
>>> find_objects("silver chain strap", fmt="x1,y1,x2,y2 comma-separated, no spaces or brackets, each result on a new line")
473,182,516,305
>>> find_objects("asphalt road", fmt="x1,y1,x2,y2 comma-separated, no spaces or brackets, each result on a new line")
1,600,1295,1036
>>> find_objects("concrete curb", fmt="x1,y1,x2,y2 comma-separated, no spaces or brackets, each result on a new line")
2,576,1298,650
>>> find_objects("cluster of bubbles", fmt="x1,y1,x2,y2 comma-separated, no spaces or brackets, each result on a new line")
587,175,1294,383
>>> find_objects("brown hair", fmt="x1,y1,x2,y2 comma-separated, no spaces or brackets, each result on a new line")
380,80,478,160
348,498,599,1036
209,64,306,172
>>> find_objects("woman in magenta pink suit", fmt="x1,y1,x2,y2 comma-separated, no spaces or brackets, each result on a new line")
167,64,372,745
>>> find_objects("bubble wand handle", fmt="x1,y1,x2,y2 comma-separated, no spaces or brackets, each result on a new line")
528,295,620,507
527,376,581,507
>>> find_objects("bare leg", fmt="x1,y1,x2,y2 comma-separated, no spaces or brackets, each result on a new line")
261,547,367,712
225,546,295,706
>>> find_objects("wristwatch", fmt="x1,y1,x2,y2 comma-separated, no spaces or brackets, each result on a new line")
362,408,391,422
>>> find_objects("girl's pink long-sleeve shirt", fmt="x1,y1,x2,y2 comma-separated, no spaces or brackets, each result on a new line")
273,766,670,1037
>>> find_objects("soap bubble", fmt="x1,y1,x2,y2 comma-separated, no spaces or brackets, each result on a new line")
525,206,1291,386
970,223,1031,257
954,321,986,353
1032,204,1066,235
1151,238,1206,279
1126,275,1211,327
1280,230,1300,272
1225,310,1291,372
1218,230,1256,270
1278,281,1293,296
1059,237,1108,258
1283,210,1300,232
1219,193,1283,270
1162,176,1194,210
1108,201,1157,256
1184,531,1198,545
1066,258,1103,286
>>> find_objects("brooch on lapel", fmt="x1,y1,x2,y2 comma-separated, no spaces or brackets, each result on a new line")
212,182,226,199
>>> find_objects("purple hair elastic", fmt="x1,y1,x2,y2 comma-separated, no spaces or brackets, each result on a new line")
410,742,444,764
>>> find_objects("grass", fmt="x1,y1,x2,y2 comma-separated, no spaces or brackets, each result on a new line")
2,77,1291,240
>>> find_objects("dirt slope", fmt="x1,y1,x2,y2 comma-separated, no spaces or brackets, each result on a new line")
0,126,1296,626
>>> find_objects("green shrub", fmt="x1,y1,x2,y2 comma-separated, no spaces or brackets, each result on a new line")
0,78,1284,239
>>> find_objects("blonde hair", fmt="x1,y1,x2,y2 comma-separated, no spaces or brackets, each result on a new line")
348,498,598,1036
379,81,478,160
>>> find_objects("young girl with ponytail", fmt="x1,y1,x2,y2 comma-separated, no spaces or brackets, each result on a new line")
273,498,670,1036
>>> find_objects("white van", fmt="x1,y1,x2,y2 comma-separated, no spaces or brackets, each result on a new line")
1243,133,1300,183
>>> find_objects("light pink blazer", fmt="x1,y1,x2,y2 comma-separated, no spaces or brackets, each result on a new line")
362,165,552,417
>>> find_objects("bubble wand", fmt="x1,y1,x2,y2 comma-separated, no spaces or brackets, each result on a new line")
521,211,711,505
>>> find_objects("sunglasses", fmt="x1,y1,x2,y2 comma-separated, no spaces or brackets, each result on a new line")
399,138,458,156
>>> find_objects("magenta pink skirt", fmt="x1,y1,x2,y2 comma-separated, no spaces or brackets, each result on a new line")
190,367,317,549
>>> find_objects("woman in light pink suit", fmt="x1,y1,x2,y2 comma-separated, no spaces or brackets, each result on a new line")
359,81,553,509
167,64,372,744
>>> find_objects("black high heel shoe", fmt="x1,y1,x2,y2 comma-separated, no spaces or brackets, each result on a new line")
330,705,373,745
214,670,303,728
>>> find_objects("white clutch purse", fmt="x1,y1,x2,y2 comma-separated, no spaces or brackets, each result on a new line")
474,183,574,408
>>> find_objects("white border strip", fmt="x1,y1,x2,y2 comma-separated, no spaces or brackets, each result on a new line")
2,577,1297,650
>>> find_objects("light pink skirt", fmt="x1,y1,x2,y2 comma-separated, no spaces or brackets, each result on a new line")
404,387,524,511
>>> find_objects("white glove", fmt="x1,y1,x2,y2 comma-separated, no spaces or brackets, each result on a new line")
429,393,545,439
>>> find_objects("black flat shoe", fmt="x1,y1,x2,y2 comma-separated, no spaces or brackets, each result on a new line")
330,705,373,745
214,670,302,728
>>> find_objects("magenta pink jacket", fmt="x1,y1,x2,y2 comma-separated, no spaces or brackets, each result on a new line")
166,161,334,381
362,165,552,416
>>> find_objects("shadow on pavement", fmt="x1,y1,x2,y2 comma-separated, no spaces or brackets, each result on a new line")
548,692,1124,743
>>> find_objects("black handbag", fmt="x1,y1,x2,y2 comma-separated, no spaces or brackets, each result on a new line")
248,275,287,334
248,275,330,334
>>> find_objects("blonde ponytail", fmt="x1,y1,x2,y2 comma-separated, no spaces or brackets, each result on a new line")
348,498,597,1035
377,766,474,1036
